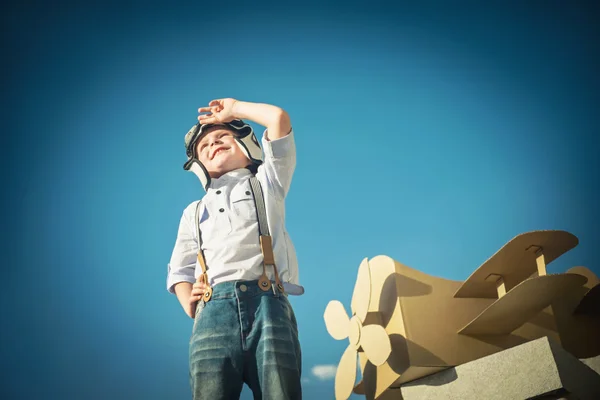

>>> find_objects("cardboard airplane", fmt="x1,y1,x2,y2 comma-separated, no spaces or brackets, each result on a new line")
323,230,600,400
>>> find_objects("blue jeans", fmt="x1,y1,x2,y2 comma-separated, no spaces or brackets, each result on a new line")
189,280,302,400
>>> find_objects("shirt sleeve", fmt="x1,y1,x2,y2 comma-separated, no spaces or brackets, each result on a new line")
259,129,296,198
166,204,198,293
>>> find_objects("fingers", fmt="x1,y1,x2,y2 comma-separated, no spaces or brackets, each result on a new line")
191,281,207,297
193,281,207,290
198,115,217,124
189,279,209,305
198,112,215,120
189,294,203,303
198,103,223,124
198,105,221,114
189,290,204,303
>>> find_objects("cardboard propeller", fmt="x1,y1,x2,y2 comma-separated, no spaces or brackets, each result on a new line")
324,258,392,400
323,230,600,400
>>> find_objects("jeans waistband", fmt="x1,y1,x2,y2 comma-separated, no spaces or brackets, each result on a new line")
209,280,284,300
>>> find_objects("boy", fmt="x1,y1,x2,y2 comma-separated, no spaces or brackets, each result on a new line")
166,98,304,400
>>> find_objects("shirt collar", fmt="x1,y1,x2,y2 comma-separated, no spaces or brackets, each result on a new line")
208,168,252,189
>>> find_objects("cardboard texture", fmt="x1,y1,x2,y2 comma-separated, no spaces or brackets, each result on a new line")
458,274,586,335
550,266,600,359
323,230,600,400
454,230,578,298
324,258,392,400
576,285,600,316
399,336,600,400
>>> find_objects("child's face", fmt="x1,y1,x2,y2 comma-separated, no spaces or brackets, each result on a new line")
195,126,251,178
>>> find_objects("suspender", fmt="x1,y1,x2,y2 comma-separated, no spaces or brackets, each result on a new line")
194,176,285,301
248,177,285,294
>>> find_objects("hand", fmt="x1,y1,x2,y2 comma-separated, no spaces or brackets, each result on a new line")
198,98,239,125
186,279,208,318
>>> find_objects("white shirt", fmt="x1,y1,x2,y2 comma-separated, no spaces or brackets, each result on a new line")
166,130,304,295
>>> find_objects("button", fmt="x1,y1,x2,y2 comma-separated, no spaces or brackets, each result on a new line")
239,284,247,292
216,190,222,194
219,208,224,212
245,191,251,195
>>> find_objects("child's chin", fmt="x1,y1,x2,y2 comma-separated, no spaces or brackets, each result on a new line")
209,163,236,176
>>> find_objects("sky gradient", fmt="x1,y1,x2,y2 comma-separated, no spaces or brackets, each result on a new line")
3,1,599,399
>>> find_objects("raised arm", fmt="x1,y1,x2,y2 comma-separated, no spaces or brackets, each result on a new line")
198,98,291,141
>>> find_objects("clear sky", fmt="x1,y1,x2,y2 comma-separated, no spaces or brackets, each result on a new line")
3,1,599,399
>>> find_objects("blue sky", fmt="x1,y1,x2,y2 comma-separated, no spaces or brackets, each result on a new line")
3,1,599,399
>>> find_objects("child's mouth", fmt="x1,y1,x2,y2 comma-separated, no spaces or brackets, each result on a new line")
212,148,228,159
